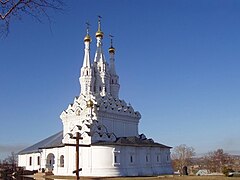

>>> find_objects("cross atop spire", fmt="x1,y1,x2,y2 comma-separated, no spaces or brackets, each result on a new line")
86,22,90,35
110,34,114,47
98,16,102,31
109,34,115,54
84,21,91,42
96,16,104,38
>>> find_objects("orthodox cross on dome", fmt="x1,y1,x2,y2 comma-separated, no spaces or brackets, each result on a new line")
96,15,103,38
94,15,104,63
109,34,114,47
86,22,90,35
84,21,91,42
98,15,102,31
109,34,115,54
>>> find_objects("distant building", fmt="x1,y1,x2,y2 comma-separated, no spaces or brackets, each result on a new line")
196,169,210,176
18,18,173,177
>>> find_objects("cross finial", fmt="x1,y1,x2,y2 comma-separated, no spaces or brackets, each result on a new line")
109,34,114,47
98,15,102,31
86,22,90,34
108,34,115,54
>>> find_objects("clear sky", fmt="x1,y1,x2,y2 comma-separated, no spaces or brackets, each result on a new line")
1,0,240,160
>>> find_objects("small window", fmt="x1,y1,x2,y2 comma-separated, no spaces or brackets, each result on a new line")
60,155,64,167
99,86,102,91
114,154,120,164
146,155,148,162
113,149,120,166
130,155,133,163
29,157,32,166
37,156,40,165
157,155,159,162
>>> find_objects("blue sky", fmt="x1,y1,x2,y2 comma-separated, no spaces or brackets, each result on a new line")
1,0,240,159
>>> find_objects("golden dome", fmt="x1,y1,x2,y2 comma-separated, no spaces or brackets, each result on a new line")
108,46,115,54
95,30,104,38
84,34,91,42
87,99,94,108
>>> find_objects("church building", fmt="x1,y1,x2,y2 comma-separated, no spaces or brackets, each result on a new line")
18,18,173,177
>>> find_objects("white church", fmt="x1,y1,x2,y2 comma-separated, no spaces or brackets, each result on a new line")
18,18,173,177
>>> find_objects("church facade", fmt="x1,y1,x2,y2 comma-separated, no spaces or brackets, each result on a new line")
18,19,173,177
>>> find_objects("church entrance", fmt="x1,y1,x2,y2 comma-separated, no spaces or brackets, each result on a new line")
46,153,55,172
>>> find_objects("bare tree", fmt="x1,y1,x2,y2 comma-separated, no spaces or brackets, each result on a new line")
3,152,17,171
171,144,196,174
203,149,233,173
0,0,64,37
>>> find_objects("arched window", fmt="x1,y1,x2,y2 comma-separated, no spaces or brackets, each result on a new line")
37,156,40,165
60,155,64,167
46,153,55,171
29,157,32,166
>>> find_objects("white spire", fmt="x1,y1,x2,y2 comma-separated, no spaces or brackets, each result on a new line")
82,22,91,68
94,16,105,63
108,35,120,99
80,23,94,95
91,16,110,96
109,35,116,75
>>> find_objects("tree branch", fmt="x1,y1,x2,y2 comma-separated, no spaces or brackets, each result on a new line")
0,0,64,37
0,0,11,5
0,0,23,19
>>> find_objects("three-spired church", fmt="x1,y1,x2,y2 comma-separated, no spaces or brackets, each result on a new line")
18,19,173,177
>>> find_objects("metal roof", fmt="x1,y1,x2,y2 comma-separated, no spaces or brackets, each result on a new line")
18,131,171,155
18,131,63,155
92,136,172,148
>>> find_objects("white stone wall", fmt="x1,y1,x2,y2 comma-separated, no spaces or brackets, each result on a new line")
18,144,172,177
41,146,76,176
79,145,173,177
18,153,41,171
